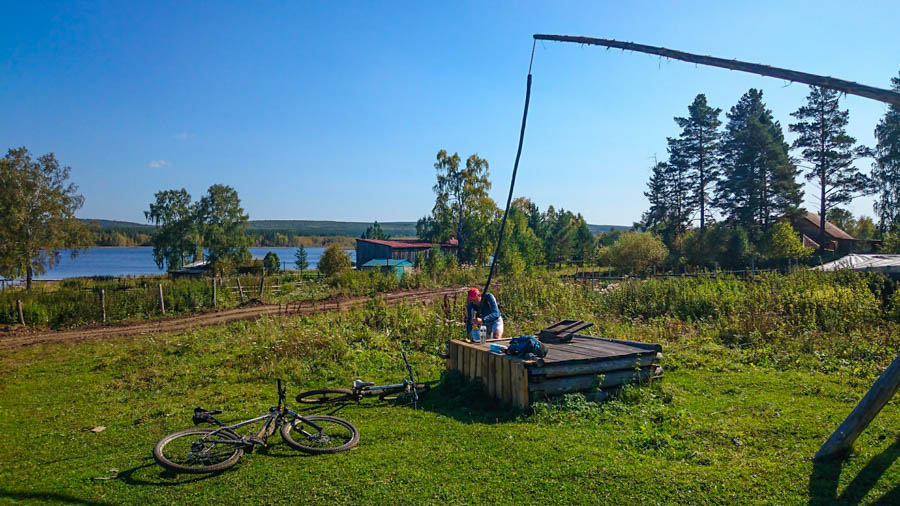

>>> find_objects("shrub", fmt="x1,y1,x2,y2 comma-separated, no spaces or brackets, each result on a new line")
604,231,668,274
319,244,352,277
263,251,280,275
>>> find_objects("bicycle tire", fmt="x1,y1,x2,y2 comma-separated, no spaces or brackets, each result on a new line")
378,383,431,402
295,388,356,404
153,427,243,474
281,415,359,454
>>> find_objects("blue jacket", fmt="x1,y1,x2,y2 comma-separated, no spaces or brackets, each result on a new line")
466,293,501,333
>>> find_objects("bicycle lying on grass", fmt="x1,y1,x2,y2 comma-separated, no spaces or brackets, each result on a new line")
295,350,431,407
153,379,359,474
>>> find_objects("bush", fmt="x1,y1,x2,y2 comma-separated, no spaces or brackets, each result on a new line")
603,231,668,274
263,251,280,275
319,244,352,277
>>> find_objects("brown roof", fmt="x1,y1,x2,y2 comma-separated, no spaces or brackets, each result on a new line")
797,212,855,241
357,238,458,249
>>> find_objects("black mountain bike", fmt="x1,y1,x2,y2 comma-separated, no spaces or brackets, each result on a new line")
153,379,359,474
296,350,430,407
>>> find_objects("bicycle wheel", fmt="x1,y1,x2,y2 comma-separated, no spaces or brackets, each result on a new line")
295,388,355,404
153,427,243,474
281,415,359,454
379,383,431,402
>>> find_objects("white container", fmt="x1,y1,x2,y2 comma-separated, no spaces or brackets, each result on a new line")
480,325,487,343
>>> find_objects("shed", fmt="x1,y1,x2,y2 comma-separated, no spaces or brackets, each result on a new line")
360,258,413,279
355,238,458,266
814,254,900,275
791,212,856,253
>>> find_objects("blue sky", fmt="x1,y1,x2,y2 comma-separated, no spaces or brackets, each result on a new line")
2,1,897,226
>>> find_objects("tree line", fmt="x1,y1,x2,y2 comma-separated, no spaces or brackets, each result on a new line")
641,72,900,264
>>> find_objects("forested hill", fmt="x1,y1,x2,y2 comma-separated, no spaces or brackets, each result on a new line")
82,219,629,237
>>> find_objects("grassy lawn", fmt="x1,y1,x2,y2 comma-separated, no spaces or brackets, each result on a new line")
2,306,900,505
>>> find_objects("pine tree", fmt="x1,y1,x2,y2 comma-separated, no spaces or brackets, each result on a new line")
669,94,722,232
790,86,872,248
873,72,900,232
665,134,697,235
641,160,672,231
716,89,802,239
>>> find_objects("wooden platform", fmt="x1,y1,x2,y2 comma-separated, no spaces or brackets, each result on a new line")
447,334,662,408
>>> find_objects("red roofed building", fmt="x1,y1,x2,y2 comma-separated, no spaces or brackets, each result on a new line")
355,238,458,267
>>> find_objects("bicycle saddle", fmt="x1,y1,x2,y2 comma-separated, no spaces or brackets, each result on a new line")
352,380,375,389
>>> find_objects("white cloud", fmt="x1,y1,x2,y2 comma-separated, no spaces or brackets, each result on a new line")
148,160,171,168
173,132,191,140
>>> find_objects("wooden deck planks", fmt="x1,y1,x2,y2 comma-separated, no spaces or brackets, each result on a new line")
446,333,663,408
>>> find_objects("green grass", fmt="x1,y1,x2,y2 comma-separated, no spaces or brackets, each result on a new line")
2,273,900,504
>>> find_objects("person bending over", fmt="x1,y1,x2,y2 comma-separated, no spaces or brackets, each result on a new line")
465,287,503,342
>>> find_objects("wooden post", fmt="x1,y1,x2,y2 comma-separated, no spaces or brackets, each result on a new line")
258,276,265,299
816,353,900,460
16,299,25,325
237,278,245,302
158,284,166,315
212,278,217,309
100,289,106,323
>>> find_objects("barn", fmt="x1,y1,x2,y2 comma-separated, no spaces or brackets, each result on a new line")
791,212,857,253
355,238,458,266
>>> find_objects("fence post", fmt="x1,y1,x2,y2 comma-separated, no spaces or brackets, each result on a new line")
237,278,245,302
100,289,106,323
212,278,217,309
158,284,166,315
258,276,265,299
16,299,24,325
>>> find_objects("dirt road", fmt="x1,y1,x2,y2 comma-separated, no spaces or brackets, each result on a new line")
0,286,466,351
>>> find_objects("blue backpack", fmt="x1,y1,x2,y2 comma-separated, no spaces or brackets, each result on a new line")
505,335,548,358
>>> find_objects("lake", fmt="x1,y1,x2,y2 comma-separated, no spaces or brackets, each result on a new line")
22,247,355,280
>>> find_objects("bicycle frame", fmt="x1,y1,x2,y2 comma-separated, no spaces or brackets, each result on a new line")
200,380,327,447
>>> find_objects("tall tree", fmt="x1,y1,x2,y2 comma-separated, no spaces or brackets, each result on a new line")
790,86,873,248
670,94,722,231
873,72,900,232
419,150,494,263
196,184,251,273
641,160,677,239
361,221,390,240
0,147,91,289
294,245,308,272
663,135,696,236
716,89,802,238
145,188,200,271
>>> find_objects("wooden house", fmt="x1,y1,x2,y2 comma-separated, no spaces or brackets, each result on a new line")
791,212,856,253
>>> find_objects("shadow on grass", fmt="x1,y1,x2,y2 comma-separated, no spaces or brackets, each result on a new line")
293,370,523,424
809,439,900,505
114,460,227,487
0,490,114,506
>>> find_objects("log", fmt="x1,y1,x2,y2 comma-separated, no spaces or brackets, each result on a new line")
157,284,165,315
100,289,106,323
533,34,900,107
258,276,265,299
529,366,662,395
529,352,661,378
16,299,24,325
816,353,900,460
236,278,245,302
212,278,217,309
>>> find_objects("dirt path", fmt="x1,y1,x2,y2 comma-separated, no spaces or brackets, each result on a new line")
0,286,466,351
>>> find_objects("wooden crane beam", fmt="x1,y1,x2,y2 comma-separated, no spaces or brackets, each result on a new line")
533,34,900,107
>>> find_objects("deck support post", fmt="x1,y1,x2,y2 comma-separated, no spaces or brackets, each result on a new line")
816,353,900,460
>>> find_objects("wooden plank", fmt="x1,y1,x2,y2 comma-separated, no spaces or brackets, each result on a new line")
485,353,495,398
493,354,503,401
528,366,662,395
518,362,529,409
510,361,521,408
501,357,510,405
468,347,476,380
482,351,490,394
530,352,662,378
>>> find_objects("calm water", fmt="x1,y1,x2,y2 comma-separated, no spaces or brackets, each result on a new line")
24,247,355,279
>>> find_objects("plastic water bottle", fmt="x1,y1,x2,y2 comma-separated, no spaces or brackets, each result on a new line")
480,324,487,344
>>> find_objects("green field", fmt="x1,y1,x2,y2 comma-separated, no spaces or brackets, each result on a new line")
2,272,900,504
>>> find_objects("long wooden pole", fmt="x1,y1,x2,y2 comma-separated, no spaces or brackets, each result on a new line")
815,353,900,460
533,34,900,106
